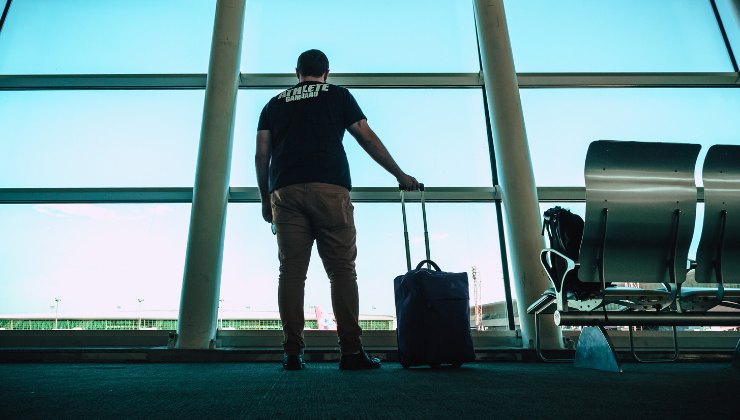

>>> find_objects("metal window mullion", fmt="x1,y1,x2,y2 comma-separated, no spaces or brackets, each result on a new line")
2,72,740,90
0,0,12,35
240,73,484,88
710,0,739,73
517,72,740,88
0,186,705,204
480,86,517,331
0,188,194,203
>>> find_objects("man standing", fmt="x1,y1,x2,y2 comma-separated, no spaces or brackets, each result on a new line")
255,49,419,370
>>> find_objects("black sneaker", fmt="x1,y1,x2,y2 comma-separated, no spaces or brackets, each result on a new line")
339,350,382,370
282,353,305,371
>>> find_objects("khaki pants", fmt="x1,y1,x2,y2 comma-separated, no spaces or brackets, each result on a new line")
271,182,362,355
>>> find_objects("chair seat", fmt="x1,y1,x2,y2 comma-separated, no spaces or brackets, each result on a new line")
676,287,740,311
529,286,676,314
576,287,674,312
603,287,673,298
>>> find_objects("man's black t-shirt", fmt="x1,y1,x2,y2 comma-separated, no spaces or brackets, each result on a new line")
257,81,366,193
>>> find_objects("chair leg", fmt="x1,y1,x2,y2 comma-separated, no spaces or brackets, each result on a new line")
534,309,573,363
574,326,621,372
629,325,679,363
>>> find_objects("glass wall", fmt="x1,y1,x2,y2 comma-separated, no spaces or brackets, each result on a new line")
505,0,733,72
242,0,479,73
1,0,738,334
716,0,740,63
221,202,504,327
0,91,203,188
521,88,740,187
0,204,190,316
233,89,491,187
0,0,215,74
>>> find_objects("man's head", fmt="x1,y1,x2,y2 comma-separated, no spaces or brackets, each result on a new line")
296,49,329,82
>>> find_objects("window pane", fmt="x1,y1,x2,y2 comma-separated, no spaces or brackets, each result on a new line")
221,202,504,328
242,0,479,73
716,0,740,63
231,90,280,187
520,88,740,187
232,89,492,187
0,0,215,74
505,0,733,72
0,204,189,321
0,91,203,187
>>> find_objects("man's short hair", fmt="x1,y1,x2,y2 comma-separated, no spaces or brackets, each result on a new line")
296,49,329,77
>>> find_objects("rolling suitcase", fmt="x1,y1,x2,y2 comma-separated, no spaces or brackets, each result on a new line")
393,184,476,368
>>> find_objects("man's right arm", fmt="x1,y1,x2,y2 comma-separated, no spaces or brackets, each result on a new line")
347,119,419,191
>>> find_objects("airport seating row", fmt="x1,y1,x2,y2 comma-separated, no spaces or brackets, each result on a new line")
527,140,740,371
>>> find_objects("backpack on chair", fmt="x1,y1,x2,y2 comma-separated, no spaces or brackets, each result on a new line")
542,206,607,298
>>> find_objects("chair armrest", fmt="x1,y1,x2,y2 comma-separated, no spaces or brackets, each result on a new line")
539,248,577,293
540,248,580,312
526,288,557,314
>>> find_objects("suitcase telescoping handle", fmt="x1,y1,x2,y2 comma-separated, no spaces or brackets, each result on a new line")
400,183,431,271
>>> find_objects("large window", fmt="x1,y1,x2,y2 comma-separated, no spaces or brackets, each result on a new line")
521,88,740,187
0,0,215,74
221,202,504,323
716,0,740,61
232,89,491,187
1,0,738,337
242,0,479,73
0,91,203,188
505,0,733,72
0,204,190,316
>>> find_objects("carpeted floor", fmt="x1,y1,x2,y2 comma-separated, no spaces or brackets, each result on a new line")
1,362,738,419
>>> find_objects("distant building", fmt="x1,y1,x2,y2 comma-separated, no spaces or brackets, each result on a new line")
471,301,520,331
0,310,395,331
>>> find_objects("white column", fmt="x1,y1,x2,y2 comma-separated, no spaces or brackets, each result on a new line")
177,0,246,349
473,0,562,349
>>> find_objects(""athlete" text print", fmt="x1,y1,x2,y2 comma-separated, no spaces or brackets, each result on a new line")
278,83,330,102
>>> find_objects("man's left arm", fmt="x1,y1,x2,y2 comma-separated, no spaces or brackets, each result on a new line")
255,130,272,223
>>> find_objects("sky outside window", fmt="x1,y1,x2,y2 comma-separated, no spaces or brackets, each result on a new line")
232,89,492,188
0,204,190,315
0,0,479,74
0,0,215,74
0,91,204,188
1,0,738,320
521,88,740,187
715,0,740,63
242,0,479,73
505,0,733,72
222,203,503,317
